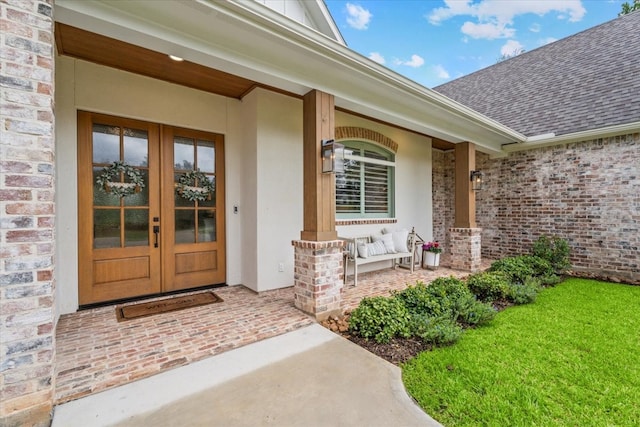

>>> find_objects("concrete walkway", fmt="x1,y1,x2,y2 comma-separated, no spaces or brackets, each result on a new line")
52,324,441,427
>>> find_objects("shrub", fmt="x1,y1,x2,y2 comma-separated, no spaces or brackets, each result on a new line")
348,296,411,343
522,255,555,278
489,256,536,285
457,297,497,326
395,277,495,329
466,271,512,302
532,235,571,273
541,274,562,286
393,281,445,317
426,276,468,297
351,277,497,347
409,314,462,345
423,277,473,318
393,278,467,318
489,255,555,283
508,277,541,304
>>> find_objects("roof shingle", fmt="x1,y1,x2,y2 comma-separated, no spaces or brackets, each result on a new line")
434,11,640,137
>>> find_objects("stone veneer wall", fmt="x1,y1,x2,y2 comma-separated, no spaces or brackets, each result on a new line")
0,0,56,425
433,133,640,284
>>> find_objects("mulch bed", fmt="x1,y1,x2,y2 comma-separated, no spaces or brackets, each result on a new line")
347,334,433,365
321,314,432,365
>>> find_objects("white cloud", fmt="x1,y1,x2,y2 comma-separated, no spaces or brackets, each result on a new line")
368,52,385,64
433,64,450,79
394,54,425,68
529,23,541,33
461,21,515,39
500,40,524,56
427,0,586,40
345,3,372,30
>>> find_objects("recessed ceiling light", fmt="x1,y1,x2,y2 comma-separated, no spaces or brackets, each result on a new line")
169,55,184,62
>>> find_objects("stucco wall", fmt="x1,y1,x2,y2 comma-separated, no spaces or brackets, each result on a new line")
335,112,433,274
433,133,640,284
54,57,246,313
254,89,303,291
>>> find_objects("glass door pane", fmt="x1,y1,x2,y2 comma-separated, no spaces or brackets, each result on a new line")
92,124,149,249
173,137,216,244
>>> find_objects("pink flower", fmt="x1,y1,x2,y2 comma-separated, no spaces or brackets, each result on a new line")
422,241,442,254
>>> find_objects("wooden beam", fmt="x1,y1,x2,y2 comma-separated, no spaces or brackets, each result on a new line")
301,90,337,241
454,142,476,228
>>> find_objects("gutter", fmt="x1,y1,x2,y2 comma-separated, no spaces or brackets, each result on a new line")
502,122,640,152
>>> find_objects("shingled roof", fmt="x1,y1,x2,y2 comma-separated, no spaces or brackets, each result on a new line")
433,11,640,138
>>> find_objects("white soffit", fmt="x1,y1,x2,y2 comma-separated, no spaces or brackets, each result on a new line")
54,0,525,155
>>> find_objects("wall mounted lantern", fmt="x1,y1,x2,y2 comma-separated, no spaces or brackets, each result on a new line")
321,139,345,173
470,170,484,191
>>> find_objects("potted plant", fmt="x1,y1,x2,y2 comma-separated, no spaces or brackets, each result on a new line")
422,241,442,269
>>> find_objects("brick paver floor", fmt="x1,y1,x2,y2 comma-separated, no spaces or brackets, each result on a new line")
54,286,313,404
54,259,492,404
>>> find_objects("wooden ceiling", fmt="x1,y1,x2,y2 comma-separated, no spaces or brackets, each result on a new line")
55,23,260,99
55,23,455,150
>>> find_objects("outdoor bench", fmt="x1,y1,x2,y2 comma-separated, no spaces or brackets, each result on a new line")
339,228,417,286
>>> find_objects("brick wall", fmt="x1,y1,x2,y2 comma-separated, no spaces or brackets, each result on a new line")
433,133,640,284
431,150,455,247
292,240,344,321
0,0,56,425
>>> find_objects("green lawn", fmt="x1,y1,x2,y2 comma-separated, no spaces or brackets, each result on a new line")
402,278,640,426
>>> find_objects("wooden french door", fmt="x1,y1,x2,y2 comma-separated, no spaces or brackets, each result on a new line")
78,112,225,305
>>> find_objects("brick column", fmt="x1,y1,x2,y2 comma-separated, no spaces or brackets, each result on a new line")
0,1,56,426
449,228,482,272
292,240,344,321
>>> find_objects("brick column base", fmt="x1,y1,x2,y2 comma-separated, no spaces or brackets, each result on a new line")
291,240,344,321
449,228,482,272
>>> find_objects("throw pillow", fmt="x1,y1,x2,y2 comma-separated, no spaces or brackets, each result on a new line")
373,233,396,254
392,229,410,253
357,243,369,258
347,242,357,258
367,240,387,256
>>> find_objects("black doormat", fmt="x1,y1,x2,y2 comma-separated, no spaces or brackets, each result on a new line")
115,291,223,322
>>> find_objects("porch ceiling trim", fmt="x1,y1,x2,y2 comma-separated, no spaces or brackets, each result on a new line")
55,0,526,155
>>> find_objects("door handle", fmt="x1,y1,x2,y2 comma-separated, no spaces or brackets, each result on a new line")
153,225,160,248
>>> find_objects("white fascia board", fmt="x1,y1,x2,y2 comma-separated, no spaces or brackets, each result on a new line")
502,122,640,152
55,0,524,154
304,0,346,44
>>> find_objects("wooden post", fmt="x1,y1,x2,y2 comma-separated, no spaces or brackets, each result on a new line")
301,90,337,241
454,142,476,228
450,142,482,271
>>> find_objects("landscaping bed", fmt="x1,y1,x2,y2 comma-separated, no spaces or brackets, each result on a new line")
322,298,514,365
322,314,434,364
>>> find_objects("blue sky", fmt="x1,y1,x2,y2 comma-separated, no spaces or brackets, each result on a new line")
324,0,627,88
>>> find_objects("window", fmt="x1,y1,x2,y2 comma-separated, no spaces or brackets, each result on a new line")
336,141,395,218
